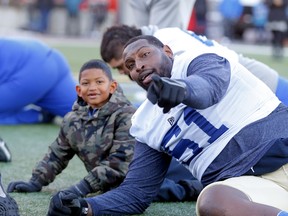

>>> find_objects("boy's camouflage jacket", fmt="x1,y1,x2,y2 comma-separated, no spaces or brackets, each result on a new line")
30,87,136,194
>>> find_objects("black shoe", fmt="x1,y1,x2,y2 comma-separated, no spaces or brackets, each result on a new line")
0,175,19,216
178,179,204,201
40,110,55,124
0,138,11,162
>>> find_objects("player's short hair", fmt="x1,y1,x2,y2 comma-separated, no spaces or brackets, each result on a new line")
79,59,113,81
124,35,164,50
101,25,142,62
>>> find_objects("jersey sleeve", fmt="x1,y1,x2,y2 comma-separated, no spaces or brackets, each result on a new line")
183,53,231,109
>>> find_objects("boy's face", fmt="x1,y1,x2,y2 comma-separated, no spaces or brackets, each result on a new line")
123,39,173,90
76,68,117,109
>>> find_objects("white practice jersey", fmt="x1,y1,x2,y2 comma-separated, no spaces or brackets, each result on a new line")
153,27,239,64
130,50,280,180
141,26,279,92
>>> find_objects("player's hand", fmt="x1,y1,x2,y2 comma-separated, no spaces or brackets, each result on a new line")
147,74,187,113
47,191,89,216
7,180,42,193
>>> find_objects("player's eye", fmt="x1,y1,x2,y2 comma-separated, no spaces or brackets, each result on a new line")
126,62,135,71
143,52,150,57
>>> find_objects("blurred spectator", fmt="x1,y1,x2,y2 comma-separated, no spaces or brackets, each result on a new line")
35,0,54,34
65,0,83,37
128,0,195,29
188,0,207,35
219,0,243,40
19,0,39,32
266,0,288,59
252,1,269,43
88,0,108,38
1,0,9,6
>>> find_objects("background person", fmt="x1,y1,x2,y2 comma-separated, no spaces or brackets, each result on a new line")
35,0,55,34
218,0,243,40
128,0,195,29
64,0,83,37
101,24,288,106
266,0,288,59
0,37,77,125
88,0,109,38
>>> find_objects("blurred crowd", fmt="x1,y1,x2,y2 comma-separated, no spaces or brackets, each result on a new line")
0,0,116,38
0,0,287,57
217,0,288,58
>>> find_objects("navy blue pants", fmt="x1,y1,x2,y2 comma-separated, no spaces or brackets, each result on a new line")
154,158,203,202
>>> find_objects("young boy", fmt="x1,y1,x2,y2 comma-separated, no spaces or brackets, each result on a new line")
7,59,136,198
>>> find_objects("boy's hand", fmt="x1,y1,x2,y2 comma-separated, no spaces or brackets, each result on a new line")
147,74,187,113
7,181,42,193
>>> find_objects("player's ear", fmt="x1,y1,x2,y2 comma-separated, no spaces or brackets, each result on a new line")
76,85,82,97
109,81,118,94
163,45,173,58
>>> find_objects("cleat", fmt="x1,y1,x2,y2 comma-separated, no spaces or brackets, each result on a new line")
0,175,19,216
0,138,11,162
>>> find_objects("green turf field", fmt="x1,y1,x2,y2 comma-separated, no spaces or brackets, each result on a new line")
0,42,287,215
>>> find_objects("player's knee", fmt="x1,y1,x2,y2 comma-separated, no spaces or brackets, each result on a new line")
196,184,224,216
196,184,250,216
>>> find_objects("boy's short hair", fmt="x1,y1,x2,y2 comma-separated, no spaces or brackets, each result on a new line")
77,59,113,106
79,59,113,81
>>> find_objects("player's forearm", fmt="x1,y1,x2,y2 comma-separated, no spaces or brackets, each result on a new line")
183,53,230,109
85,142,171,215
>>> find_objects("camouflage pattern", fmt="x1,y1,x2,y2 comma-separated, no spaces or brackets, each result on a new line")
30,86,137,194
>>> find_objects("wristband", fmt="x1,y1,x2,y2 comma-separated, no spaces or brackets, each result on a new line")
79,199,89,216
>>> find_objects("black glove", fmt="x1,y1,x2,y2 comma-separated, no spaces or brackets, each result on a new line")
178,179,204,201
7,180,42,193
62,179,92,198
47,191,89,216
147,74,187,113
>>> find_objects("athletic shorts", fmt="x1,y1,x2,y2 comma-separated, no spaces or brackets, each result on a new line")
197,163,288,211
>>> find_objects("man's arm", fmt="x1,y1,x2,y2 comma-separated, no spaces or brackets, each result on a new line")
147,53,231,113
86,141,172,215
183,53,231,109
